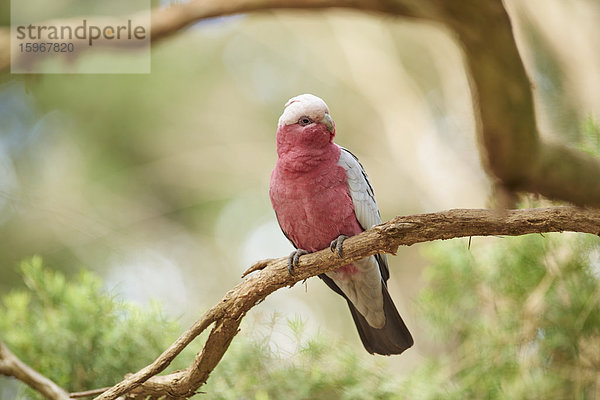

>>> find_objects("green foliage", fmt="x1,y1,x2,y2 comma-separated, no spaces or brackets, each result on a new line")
1,257,402,400
401,233,600,399
3,233,600,400
205,317,401,400
203,231,599,400
0,256,188,397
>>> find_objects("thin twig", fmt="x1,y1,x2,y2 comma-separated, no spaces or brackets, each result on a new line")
242,258,275,278
69,387,112,399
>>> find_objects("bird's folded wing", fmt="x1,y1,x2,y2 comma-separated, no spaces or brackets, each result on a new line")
337,146,390,277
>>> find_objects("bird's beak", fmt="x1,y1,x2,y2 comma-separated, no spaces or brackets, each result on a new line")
320,113,335,134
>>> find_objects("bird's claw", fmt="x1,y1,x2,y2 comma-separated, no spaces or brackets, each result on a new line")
287,249,309,276
330,235,348,258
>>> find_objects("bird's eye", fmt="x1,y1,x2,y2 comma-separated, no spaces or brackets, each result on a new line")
298,116,313,126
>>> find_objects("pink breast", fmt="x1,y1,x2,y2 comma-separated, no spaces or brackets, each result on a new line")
270,163,363,252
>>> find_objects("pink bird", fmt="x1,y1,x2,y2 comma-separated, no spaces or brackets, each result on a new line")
269,94,413,355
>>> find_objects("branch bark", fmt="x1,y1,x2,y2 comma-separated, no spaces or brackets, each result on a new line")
92,207,600,400
0,340,70,400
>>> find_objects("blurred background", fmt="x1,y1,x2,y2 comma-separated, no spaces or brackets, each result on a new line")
1,0,600,397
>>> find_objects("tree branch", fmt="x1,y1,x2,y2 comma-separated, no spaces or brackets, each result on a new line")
0,340,70,400
2,207,597,399
69,387,113,399
0,0,414,72
3,0,599,206
436,1,600,207
93,207,600,400
150,0,416,42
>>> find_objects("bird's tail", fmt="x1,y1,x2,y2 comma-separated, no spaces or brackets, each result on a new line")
346,283,413,355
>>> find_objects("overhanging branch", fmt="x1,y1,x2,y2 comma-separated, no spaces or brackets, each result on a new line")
92,207,600,400
0,0,414,72
2,0,599,206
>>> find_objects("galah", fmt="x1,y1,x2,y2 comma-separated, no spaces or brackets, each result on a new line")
269,94,413,355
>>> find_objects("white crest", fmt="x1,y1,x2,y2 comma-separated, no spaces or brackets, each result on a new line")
278,94,330,126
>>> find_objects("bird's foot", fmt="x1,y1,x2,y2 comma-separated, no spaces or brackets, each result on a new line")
329,235,348,258
287,249,309,276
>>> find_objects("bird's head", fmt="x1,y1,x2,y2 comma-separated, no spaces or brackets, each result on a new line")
276,94,336,155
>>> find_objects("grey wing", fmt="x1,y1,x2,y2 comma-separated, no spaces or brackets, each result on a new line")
337,146,390,281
